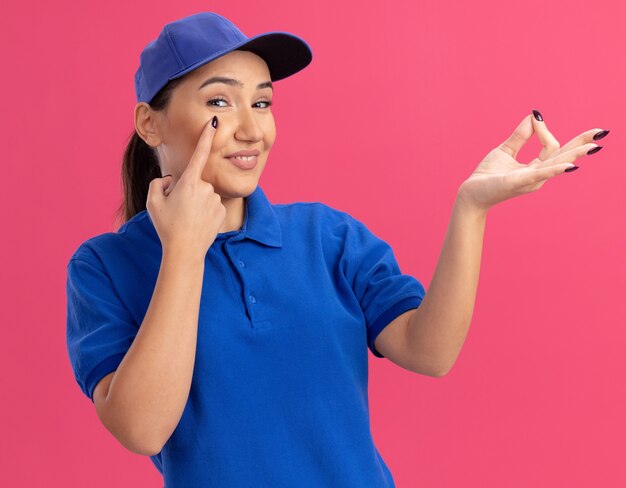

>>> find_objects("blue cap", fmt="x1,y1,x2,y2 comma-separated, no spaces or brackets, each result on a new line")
134,12,313,103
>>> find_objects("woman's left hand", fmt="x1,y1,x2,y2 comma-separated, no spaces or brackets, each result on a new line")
457,111,608,212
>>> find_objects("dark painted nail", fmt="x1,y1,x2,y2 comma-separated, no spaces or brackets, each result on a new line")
532,109,543,122
587,145,603,155
564,166,579,173
593,129,610,141
212,115,218,128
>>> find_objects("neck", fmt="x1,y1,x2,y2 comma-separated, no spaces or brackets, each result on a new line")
218,195,246,233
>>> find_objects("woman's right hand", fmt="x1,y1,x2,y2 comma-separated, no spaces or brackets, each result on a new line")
146,115,226,260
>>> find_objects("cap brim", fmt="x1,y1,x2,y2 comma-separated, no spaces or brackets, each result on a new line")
170,31,313,82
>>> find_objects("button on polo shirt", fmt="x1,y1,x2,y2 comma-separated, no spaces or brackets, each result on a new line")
66,184,426,487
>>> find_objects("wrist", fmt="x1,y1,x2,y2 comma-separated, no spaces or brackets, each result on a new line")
161,246,207,267
455,185,490,220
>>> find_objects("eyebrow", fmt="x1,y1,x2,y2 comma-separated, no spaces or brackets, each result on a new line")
198,76,273,91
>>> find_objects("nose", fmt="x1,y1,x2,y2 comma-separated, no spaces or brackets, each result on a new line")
234,107,264,142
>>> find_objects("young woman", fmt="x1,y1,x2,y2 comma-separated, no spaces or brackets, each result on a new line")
65,11,609,488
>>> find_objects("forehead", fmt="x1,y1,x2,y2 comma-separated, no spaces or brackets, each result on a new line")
188,50,270,82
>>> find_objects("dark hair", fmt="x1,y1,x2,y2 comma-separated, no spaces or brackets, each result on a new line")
113,75,188,227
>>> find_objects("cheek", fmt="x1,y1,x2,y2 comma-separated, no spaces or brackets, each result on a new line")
168,129,201,165
208,135,226,160
263,124,277,149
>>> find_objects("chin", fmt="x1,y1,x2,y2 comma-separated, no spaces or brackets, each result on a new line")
218,179,261,200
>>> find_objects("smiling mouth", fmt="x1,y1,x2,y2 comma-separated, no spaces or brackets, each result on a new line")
228,155,257,161
226,155,258,169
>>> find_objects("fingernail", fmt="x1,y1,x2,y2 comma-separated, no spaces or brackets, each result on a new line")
565,166,579,173
163,174,172,178
593,129,610,141
212,115,218,129
587,145,603,155
532,109,543,122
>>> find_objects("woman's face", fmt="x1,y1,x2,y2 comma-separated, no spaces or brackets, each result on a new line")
135,49,276,200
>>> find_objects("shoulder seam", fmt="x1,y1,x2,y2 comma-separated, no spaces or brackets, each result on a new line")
67,258,115,289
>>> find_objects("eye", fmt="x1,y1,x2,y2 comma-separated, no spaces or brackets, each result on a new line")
207,97,228,107
206,97,273,108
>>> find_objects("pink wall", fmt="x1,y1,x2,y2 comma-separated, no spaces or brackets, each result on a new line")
2,0,625,486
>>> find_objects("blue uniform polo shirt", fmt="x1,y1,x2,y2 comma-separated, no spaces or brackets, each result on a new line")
66,184,426,487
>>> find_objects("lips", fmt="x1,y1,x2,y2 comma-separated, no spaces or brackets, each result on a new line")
227,154,258,170
225,149,260,158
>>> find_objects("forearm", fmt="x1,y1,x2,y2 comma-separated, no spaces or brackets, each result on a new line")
407,188,488,375
101,250,204,455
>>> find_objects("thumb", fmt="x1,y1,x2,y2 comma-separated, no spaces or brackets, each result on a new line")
161,174,174,196
497,114,534,160
147,174,173,202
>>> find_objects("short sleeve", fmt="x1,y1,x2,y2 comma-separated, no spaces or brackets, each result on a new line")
66,257,139,402
345,215,426,358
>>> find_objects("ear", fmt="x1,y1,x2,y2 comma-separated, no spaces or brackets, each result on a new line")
134,102,162,147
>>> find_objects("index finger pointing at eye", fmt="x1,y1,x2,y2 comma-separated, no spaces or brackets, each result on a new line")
531,109,560,162
184,116,218,180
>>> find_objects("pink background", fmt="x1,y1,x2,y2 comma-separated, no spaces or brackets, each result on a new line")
2,0,625,486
